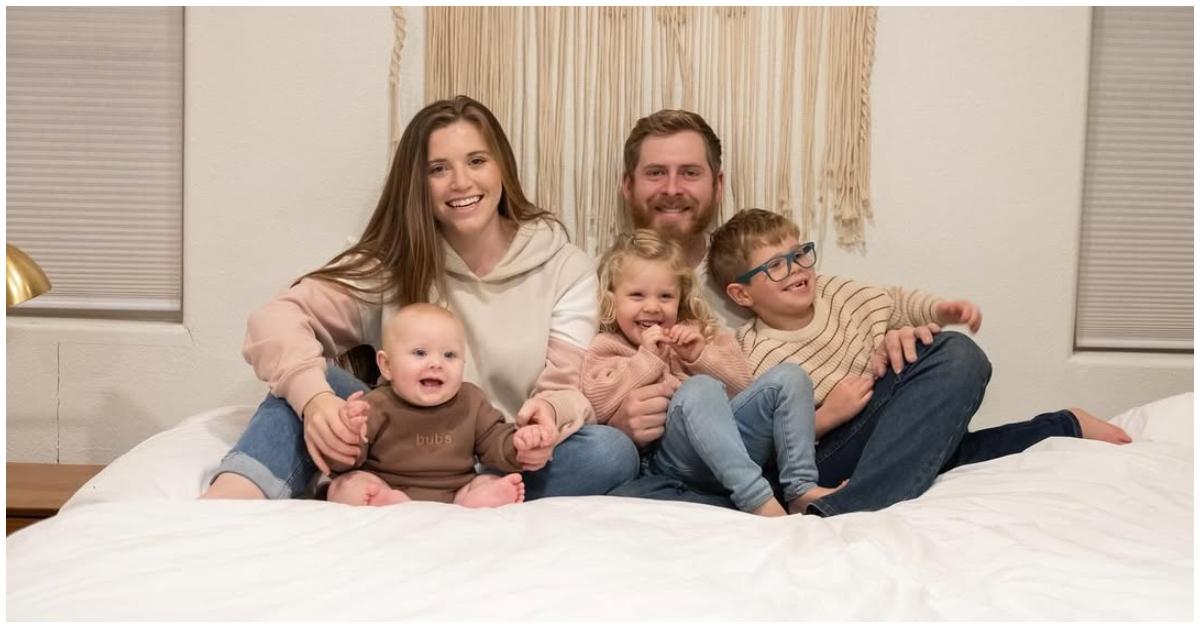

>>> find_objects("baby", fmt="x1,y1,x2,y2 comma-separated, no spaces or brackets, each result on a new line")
326,303,555,508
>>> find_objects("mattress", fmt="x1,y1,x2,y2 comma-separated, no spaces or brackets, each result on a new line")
6,393,1193,620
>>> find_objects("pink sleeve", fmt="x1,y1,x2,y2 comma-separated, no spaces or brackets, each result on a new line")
580,341,668,426
529,337,598,443
241,277,369,417
683,331,753,396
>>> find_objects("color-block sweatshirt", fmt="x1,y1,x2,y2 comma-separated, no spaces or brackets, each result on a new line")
736,274,943,406
581,329,753,425
241,219,598,442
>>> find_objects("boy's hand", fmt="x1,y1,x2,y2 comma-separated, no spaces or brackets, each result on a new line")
934,300,982,334
640,324,672,360
820,375,874,425
514,397,557,471
665,322,706,363
872,323,941,376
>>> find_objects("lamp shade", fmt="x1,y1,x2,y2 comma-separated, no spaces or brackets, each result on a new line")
7,244,51,307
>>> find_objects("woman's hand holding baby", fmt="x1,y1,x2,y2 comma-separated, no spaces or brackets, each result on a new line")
514,397,558,471
302,391,366,476
513,422,557,455
338,390,370,443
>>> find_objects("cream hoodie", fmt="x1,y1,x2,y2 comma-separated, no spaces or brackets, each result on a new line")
242,218,598,441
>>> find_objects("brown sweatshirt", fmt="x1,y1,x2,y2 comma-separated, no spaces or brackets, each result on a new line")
330,382,522,501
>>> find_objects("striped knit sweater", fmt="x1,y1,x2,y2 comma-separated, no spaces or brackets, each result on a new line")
736,274,943,405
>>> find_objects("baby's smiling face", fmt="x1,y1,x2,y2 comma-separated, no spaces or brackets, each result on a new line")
378,307,465,407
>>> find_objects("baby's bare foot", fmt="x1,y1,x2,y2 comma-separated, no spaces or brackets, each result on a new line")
788,480,848,515
750,497,787,517
1070,407,1132,445
457,473,525,508
367,487,412,506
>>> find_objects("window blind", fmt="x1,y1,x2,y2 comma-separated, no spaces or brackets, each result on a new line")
1075,6,1193,351
6,7,183,317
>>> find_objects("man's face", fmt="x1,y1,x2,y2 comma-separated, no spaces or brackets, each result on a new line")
623,131,723,243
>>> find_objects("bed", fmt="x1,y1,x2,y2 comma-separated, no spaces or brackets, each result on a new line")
6,393,1193,620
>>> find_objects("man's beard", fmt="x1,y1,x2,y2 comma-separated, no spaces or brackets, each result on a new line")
628,196,717,241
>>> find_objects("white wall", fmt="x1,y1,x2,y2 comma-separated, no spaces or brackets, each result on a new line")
7,7,413,462
6,6,1191,463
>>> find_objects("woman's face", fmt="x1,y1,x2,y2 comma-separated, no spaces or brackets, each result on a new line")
426,120,505,242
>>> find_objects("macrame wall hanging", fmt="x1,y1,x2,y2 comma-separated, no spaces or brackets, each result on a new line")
404,6,876,255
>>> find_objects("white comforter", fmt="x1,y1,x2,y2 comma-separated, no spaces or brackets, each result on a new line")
6,394,1194,620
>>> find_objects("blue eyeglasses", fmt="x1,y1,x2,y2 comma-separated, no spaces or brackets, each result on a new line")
735,242,817,284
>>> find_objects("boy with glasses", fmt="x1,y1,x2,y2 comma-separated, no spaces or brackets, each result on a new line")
708,209,1131,516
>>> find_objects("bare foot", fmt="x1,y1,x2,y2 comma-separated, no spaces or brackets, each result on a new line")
328,471,409,506
750,497,787,517
456,473,525,508
364,483,412,506
1070,407,1132,445
788,480,848,515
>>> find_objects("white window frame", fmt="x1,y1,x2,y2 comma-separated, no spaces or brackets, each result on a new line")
6,6,184,321
1074,6,1193,353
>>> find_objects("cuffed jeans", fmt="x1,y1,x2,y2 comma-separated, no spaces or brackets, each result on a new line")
212,365,640,500
610,332,1081,516
646,364,818,512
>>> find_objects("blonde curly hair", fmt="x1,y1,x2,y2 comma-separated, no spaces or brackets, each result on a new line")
597,229,718,339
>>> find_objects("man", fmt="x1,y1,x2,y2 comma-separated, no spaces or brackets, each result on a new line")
620,109,749,329
607,109,963,513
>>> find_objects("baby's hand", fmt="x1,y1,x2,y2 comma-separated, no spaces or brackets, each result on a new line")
338,390,371,443
640,324,672,359
934,300,982,334
665,322,706,363
513,423,556,452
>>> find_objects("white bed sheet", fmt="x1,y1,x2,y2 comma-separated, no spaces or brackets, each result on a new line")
6,393,1194,620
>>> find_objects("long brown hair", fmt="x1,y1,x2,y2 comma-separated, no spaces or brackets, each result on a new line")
302,95,555,306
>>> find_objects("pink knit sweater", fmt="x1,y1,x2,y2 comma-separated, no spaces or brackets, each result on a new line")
581,330,753,425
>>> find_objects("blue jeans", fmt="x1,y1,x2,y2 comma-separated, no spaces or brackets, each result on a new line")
614,364,818,510
214,366,640,499
807,331,1077,516
611,332,1080,515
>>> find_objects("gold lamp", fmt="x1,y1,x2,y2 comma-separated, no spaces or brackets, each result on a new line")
7,244,51,306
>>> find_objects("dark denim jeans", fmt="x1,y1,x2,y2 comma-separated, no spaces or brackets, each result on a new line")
213,365,640,500
609,332,1081,516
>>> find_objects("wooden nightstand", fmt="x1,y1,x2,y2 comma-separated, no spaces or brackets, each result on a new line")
6,462,105,535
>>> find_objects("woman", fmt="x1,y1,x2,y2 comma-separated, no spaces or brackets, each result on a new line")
202,96,639,500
